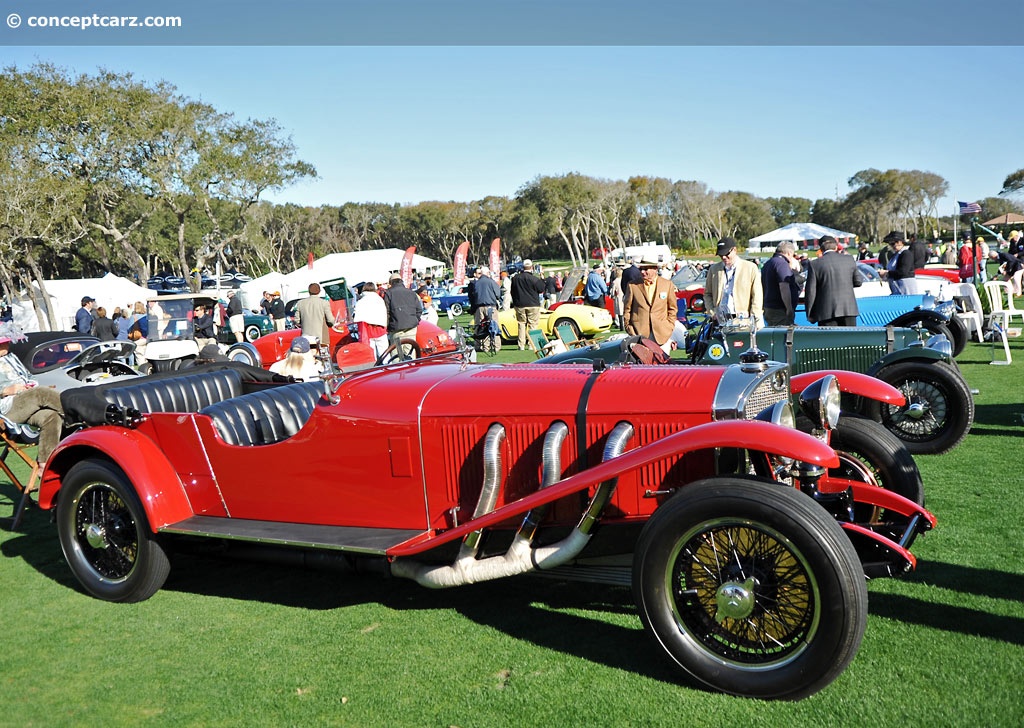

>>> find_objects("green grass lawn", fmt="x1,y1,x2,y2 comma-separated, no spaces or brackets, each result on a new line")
2,334,1022,726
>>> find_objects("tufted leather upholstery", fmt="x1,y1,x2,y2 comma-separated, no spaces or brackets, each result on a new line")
199,382,323,446
103,368,245,414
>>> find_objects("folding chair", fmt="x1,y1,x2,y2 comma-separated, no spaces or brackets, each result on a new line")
527,329,564,358
0,416,41,530
554,322,589,349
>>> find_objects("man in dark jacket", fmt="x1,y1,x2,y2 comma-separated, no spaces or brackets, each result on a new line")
804,236,863,326
383,274,422,349
192,304,217,347
908,233,929,269
269,292,286,331
510,259,546,350
225,290,245,343
761,242,801,326
880,232,915,295
471,266,501,326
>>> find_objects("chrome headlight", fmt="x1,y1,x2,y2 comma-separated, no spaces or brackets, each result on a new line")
755,400,795,429
934,300,956,319
798,374,841,431
925,334,953,357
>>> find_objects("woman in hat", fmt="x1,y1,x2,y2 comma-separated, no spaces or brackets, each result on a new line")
269,336,322,381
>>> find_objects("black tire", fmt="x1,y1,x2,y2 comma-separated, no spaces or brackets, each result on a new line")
633,478,867,700
553,318,582,341
375,338,421,366
866,360,974,455
449,303,463,317
226,342,261,367
244,324,262,342
827,414,925,546
943,315,968,358
56,459,170,603
888,310,957,353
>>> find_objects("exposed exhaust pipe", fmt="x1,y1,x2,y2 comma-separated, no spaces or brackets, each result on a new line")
392,421,634,588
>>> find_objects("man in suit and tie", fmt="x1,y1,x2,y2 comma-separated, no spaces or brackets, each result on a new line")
804,235,863,326
623,256,678,353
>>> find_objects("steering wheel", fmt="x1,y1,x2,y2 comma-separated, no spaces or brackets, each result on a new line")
375,338,421,366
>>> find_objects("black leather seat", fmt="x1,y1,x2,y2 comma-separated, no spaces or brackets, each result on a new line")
103,368,245,414
199,382,323,446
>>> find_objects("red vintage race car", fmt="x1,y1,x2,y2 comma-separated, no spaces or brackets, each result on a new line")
225,320,457,370
36,351,933,700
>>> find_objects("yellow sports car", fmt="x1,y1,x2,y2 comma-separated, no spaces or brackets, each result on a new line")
497,302,613,342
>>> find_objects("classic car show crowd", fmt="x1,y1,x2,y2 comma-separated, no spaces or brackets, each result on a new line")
3,225,1020,699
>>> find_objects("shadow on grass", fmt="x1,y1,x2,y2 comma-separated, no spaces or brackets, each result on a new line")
969,402,1024,435
872,560,1024,646
166,550,690,687
910,560,1024,603
3,528,692,688
869,593,1024,646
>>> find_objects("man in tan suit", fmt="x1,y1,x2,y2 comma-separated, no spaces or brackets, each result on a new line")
705,237,763,324
624,257,678,352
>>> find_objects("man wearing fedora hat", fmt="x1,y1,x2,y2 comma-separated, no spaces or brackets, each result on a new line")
705,238,763,324
623,256,677,352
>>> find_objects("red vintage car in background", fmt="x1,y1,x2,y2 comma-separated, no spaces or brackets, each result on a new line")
36,344,935,700
225,320,457,371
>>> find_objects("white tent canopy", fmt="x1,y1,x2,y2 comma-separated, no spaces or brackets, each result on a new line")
750,222,859,249
239,249,447,307
15,272,157,332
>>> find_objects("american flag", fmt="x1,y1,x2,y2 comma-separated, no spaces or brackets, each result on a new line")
958,201,982,214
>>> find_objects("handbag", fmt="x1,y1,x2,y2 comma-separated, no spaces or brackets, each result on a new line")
127,316,143,341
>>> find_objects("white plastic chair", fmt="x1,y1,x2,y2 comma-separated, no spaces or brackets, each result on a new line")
951,282,984,343
984,281,1024,329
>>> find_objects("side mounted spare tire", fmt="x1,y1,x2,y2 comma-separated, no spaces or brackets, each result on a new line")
226,341,261,367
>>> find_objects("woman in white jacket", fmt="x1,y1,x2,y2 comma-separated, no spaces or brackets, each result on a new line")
353,283,389,358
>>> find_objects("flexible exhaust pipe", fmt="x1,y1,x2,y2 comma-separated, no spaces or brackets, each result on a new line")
517,420,568,542
459,423,506,559
392,421,634,588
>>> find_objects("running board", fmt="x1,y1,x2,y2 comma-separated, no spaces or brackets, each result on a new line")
534,563,633,587
160,516,423,555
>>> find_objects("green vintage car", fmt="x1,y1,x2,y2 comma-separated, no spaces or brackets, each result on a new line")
541,318,973,455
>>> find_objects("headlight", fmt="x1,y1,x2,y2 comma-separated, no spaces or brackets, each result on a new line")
755,400,795,429
934,300,955,319
925,334,952,356
798,374,841,431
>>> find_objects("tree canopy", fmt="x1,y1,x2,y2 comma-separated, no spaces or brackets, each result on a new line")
1,63,1020,323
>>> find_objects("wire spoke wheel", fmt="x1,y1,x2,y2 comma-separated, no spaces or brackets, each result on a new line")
633,478,866,699
57,459,169,602
870,360,973,454
73,483,140,581
670,518,816,665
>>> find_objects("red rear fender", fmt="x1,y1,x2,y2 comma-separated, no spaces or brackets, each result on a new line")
39,427,193,529
791,370,906,406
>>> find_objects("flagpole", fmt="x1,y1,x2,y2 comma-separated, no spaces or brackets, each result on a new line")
953,195,957,244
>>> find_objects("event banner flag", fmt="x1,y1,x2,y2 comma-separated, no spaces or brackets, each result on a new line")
453,241,469,286
489,238,502,280
400,246,415,288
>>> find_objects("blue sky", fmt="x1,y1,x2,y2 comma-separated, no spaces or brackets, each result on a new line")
4,45,1023,217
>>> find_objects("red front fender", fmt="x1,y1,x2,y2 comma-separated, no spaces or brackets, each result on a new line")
389,420,838,557
791,370,906,406
39,427,194,529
